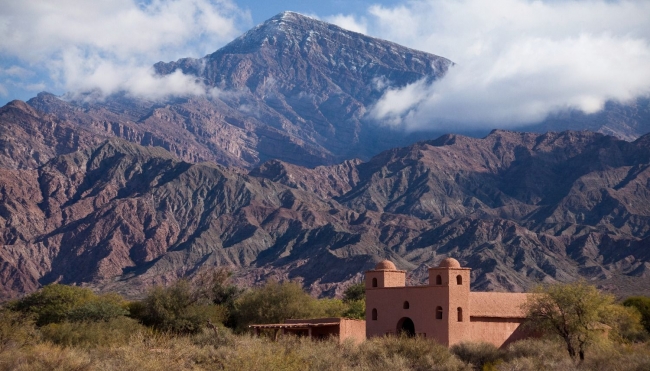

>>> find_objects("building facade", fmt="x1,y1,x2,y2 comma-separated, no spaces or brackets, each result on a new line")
365,258,530,347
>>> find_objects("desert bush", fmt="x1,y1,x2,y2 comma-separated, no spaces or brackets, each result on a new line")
355,335,465,371
134,279,227,334
343,283,365,302
0,310,38,352
234,280,325,331
313,298,347,317
8,284,96,326
343,299,365,320
8,284,128,326
607,304,648,343
66,292,129,323
39,316,147,348
498,338,574,371
578,341,650,371
189,325,237,348
623,296,650,334
451,341,504,369
191,268,243,328
0,342,94,371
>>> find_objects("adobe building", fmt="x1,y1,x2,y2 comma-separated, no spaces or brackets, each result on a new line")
249,317,366,344
366,258,530,347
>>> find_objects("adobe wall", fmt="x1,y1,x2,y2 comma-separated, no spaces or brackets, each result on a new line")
339,319,366,344
469,317,527,348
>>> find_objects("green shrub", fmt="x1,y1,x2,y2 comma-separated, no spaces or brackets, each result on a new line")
343,283,365,303
607,304,648,343
0,310,38,352
342,299,365,320
8,285,128,326
40,317,147,348
312,298,346,317
499,338,574,371
623,296,650,334
134,280,227,334
9,284,95,326
233,280,323,331
66,293,128,323
450,341,503,369
357,335,463,371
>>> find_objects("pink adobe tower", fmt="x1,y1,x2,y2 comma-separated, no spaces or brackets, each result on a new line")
365,258,529,347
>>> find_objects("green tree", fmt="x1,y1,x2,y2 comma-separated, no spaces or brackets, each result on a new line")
342,282,365,319
343,283,365,303
9,284,96,326
523,281,616,362
134,279,225,334
623,296,650,334
234,280,321,331
191,268,242,328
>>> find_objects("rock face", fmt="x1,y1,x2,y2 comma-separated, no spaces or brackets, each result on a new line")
1,131,650,300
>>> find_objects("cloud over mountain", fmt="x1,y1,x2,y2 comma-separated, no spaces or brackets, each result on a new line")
0,0,250,99
355,0,650,130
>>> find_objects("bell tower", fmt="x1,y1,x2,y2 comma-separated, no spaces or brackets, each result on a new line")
428,257,471,346
365,260,406,289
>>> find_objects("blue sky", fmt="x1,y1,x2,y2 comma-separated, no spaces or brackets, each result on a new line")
1,0,649,130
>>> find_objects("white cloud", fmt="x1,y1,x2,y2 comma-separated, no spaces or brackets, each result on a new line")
0,83,7,97
0,0,250,100
362,0,650,130
0,66,34,78
325,14,368,34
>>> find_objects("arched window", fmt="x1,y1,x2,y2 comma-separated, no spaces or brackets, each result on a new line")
403,301,410,309
457,307,463,322
436,275,442,285
457,275,463,285
436,306,443,320
372,308,378,321
372,278,377,287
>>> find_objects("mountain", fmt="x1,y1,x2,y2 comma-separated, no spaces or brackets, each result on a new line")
1,130,650,300
1,12,650,300
20,12,451,171
6,12,648,174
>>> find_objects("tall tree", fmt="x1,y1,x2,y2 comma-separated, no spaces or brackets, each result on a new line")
523,281,613,362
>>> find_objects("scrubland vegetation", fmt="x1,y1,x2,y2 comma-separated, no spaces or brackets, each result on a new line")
1,272,649,371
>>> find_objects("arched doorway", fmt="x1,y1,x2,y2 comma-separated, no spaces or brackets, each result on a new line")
396,317,416,337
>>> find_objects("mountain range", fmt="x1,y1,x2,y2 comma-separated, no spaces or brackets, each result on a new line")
0,12,649,300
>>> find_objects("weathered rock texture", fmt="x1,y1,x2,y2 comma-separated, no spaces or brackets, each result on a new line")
0,130,649,300
0,12,649,300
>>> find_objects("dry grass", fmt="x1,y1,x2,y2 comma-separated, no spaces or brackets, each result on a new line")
0,322,648,371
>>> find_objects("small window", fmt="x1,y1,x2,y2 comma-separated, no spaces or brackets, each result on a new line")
457,275,462,285
372,308,378,320
436,275,442,285
436,306,443,320
403,301,410,309
372,278,377,287
457,307,463,322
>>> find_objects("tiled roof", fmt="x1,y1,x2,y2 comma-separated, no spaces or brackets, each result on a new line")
469,292,530,318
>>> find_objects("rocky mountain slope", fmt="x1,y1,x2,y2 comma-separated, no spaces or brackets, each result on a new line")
17,12,451,171
1,12,647,174
1,12,649,300
1,130,649,300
